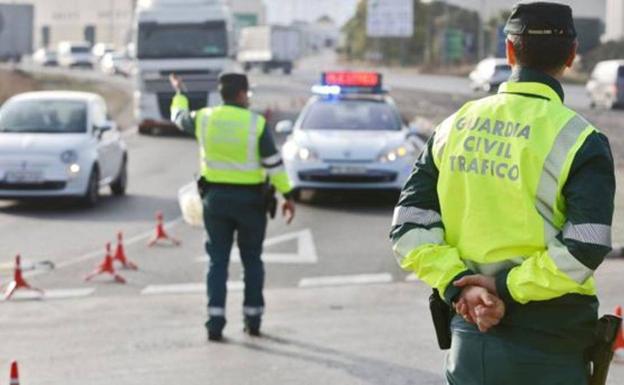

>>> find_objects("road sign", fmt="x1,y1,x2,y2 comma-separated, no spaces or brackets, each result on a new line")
366,0,414,38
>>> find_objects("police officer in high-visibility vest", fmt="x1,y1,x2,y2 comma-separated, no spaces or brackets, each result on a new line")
391,3,615,384
169,72,296,341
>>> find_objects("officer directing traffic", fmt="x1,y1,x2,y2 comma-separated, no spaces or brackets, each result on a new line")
169,72,296,342
391,2,615,384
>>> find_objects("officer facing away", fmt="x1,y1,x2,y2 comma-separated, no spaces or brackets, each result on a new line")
391,2,615,384
169,73,296,341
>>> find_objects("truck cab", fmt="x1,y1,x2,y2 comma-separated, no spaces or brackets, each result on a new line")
132,0,236,134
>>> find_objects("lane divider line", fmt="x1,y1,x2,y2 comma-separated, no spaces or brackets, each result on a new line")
25,217,184,279
141,281,243,295
298,273,393,288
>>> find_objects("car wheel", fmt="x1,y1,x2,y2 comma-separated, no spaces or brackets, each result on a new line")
81,166,100,207
111,156,128,196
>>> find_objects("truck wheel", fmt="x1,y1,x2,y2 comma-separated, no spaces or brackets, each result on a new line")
262,64,270,74
243,63,252,72
283,64,292,75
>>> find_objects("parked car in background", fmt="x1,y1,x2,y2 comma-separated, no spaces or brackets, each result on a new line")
587,60,624,109
92,43,115,62
0,91,128,207
469,58,512,93
100,52,133,77
32,48,58,66
57,41,93,68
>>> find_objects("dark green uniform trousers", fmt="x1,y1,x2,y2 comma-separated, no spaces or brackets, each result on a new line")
446,316,588,385
202,186,267,333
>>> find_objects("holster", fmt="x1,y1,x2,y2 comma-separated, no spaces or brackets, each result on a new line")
429,289,453,350
587,314,622,385
263,180,277,219
197,177,209,199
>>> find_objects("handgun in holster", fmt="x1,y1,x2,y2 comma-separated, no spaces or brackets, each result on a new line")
586,314,622,385
263,179,277,219
429,289,453,350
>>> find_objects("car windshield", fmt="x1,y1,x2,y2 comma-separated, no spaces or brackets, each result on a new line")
495,64,511,73
301,99,402,131
137,22,227,59
0,100,88,133
71,46,90,54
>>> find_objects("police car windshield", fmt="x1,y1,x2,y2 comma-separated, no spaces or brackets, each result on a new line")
0,100,87,134
301,99,402,131
137,21,227,59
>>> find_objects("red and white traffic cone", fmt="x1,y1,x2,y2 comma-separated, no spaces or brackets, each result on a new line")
4,255,44,300
147,211,180,247
114,232,138,270
84,243,126,284
10,360,19,385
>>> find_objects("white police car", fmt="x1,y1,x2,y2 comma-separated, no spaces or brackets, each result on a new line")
276,72,424,196
0,91,128,206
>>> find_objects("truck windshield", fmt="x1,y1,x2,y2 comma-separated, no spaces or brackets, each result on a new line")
137,21,227,59
0,100,87,133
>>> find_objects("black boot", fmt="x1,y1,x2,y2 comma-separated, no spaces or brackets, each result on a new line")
208,329,224,342
244,317,261,337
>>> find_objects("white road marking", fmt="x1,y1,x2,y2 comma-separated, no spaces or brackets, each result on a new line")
196,229,318,264
405,273,419,282
24,217,184,278
298,273,393,288
0,288,95,302
141,281,243,295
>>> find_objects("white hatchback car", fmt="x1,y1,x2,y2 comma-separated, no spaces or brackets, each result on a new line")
0,91,128,206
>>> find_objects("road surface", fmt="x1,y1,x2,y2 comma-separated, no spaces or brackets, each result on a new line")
0,58,623,385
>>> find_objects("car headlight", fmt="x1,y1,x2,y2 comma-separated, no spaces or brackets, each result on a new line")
379,145,412,163
60,150,78,164
283,142,318,162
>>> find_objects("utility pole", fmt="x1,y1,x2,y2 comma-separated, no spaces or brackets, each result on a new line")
109,0,115,45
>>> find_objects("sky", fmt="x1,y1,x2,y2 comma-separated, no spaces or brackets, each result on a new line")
263,0,360,26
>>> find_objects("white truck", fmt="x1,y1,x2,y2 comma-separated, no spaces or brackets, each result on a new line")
0,4,34,62
237,25,300,75
132,0,236,135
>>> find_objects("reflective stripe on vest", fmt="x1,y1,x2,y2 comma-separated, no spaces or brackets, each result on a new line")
535,115,590,241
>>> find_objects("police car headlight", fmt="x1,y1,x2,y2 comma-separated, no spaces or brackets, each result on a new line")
379,145,411,163
60,150,79,164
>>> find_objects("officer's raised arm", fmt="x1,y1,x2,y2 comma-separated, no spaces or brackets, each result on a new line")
169,73,197,136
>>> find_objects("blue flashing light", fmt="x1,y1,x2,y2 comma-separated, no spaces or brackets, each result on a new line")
311,85,342,95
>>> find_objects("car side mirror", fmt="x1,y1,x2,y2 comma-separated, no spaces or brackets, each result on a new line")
94,121,116,139
275,120,294,134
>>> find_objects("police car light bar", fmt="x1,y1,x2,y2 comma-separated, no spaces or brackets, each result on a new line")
314,71,384,95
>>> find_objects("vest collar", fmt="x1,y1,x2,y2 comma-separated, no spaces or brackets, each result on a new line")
498,67,564,104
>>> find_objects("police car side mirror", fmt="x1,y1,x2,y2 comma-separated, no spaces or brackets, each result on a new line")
275,120,294,134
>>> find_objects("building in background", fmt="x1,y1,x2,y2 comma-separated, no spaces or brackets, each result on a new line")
227,0,266,29
605,0,624,41
10,0,136,49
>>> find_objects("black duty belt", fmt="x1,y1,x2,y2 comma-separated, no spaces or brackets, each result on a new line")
200,179,264,192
